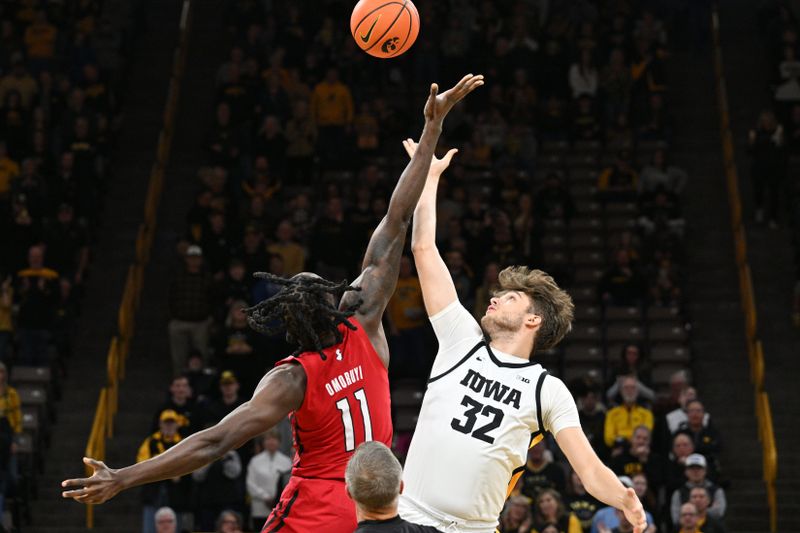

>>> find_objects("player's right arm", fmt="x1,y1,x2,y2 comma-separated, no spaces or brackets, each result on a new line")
61,364,305,505
407,140,459,317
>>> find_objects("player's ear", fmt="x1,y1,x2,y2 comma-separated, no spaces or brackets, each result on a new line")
525,313,542,329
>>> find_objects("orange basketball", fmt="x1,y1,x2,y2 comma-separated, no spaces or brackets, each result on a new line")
350,0,420,58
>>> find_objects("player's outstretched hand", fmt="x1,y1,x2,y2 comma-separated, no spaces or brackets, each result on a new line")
61,457,122,504
402,138,457,176
622,487,648,533
424,74,484,125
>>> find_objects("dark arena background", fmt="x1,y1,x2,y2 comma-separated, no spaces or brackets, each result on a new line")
0,0,797,531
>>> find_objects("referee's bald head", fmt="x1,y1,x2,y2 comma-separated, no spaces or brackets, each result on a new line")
345,441,403,512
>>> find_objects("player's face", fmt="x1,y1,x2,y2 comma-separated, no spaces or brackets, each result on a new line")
481,291,535,336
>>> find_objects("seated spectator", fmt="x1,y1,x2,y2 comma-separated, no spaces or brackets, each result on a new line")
649,256,682,307
596,151,638,203
604,376,654,448
569,49,599,99
653,369,690,417
213,258,251,323
193,452,245,531
637,93,673,143
309,196,353,281
195,370,244,428
214,509,244,533
535,174,575,224
665,387,709,435
564,469,601,533
610,426,663,493
205,102,242,167
267,220,306,277
0,361,21,518
0,141,20,200
590,477,656,533
345,441,440,533
688,486,728,533
632,473,659,527
213,303,263,397
519,440,566,499
539,97,569,142
385,255,428,382
240,225,270,277
638,149,688,196
284,100,316,185
600,49,631,124
675,502,701,533
665,432,696,494
0,277,12,364
531,488,582,533
44,203,89,286
498,495,533,533
199,211,239,278
638,190,685,238
571,94,602,142
151,375,195,436
669,454,726,525
168,245,213,376
183,350,216,403
606,344,654,403
605,113,633,148
243,155,281,203
252,116,287,176
598,250,647,307
577,386,606,456
246,430,292,530
675,400,722,468
154,506,177,533
137,410,191,533
15,244,59,366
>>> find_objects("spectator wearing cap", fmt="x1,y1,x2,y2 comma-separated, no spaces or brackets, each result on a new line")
15,244,59,366
603,376,654,448
669,454,726,526
168,244,213,376
151,375,195,436
518,440,566,500
195,370,244,429
154,506,177,533
246,430,292,529
687,486,727,533
137,409,191,533
590,477,656,533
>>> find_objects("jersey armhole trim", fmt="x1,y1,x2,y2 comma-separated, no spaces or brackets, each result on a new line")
427,341,485,384
535,371,549,436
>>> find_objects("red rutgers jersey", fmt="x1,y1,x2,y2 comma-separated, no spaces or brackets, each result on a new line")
275,318,393,480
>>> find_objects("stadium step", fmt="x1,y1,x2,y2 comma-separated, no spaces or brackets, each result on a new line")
24,1,186,532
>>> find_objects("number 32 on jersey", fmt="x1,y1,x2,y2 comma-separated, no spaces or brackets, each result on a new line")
336,388,373,451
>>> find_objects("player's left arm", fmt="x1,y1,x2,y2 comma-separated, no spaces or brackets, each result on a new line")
341,74,483,366
556,428,648,533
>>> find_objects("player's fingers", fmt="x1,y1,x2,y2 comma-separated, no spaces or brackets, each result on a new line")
83,456,106,470
441,148,459,164
62,487,89,498
402,139,414,157
429,83,439,99
62,477,92,488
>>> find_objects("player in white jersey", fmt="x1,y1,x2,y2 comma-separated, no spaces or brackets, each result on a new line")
398,139,647,533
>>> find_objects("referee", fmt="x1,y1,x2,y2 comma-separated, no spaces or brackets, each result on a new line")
346,442,440,533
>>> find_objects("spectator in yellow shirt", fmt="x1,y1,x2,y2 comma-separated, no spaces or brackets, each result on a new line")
311,68,354,167
386,256,429,380
267,220,306,277
604,375,654,448
0,142,20,198
24,10,58,62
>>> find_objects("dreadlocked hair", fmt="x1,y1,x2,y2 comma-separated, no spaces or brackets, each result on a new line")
245,272,363,359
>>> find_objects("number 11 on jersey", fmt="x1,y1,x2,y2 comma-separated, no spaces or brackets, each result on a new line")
335,388,373,452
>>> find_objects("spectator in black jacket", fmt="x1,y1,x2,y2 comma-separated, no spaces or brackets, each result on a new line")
168,245,213,376
15,244,58,366
748,110,786,227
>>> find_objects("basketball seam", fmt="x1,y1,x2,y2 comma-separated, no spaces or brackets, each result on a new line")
389,5,415,57
365,0,408,52
351,1,406,40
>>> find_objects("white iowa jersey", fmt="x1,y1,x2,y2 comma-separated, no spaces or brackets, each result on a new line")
400,301,580,531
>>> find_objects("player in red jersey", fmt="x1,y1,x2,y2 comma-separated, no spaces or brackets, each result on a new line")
61,73,484,533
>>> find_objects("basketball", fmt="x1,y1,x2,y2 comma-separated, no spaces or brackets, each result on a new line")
350,0,420,58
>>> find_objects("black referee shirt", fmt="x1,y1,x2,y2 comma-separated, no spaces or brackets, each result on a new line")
355,515,442,533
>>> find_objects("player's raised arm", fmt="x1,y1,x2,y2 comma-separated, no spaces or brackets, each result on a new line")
61,364,305,505
407,139,459,317
343,75,483,335
556,427,648,533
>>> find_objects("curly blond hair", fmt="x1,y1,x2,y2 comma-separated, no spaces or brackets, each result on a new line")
496,266,574,350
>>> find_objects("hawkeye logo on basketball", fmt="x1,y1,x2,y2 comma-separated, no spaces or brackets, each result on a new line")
459,369,522,409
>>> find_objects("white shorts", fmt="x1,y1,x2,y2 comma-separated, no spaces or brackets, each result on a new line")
398,494,498,533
